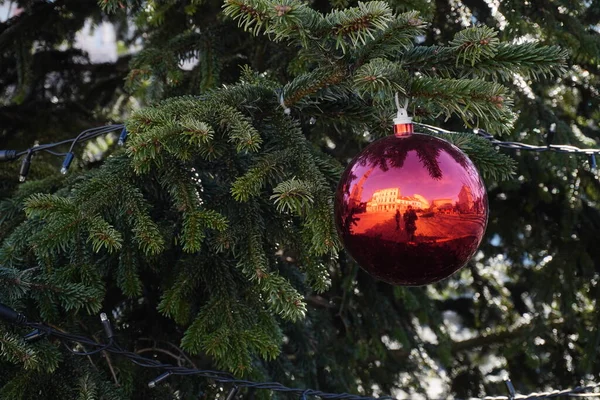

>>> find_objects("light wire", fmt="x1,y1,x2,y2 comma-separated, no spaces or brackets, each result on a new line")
415,123,600,156
20,319,600,400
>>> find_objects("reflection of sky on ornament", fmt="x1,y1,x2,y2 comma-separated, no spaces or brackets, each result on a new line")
354,150,476,202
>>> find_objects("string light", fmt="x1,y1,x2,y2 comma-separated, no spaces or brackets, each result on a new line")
415,123,600,157
0,124,124,181
2,123,598,181
117,127,128,146
0,303,597,400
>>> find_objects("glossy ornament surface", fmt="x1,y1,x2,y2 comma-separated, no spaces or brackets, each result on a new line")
335,129,488,286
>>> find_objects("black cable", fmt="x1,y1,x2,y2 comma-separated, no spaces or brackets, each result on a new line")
41,149,68,156
24,323,600,400
13,125,124,158
416,123,600,156
0,303,598,400
2,124,124,181
63,338,114,356
67,124,123,153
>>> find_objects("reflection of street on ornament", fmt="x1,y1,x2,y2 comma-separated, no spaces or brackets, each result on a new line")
347,182,486,244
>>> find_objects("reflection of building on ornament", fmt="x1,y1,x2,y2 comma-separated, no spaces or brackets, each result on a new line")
366,188,429,212
432,198,453,211
457,184,474,213
349,168,374,210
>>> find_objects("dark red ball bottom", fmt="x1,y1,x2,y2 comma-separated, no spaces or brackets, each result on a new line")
335,133,488,286
343,234,481,286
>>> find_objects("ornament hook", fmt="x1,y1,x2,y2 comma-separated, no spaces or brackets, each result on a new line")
393,93,413,136
394,92,412,125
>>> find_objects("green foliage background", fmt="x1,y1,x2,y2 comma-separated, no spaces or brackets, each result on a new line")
0,0,599,399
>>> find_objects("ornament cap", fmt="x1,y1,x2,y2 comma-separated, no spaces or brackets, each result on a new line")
394,123,414,137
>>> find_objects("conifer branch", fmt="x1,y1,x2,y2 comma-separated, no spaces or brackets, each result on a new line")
474,43,569,80
353,11,425,62
410,78,513,133
402,43,568,80
256,0,327,45
352,58,409,97
325,1,393,52
282,67,346,107
426,131,517,181
223,0,271,36
181,210,228,253
270,178,315,214
231,150,290,202
216,104,263,153
0,332,39,370
116,244,142,298
158,264,201,325
448,26,500,67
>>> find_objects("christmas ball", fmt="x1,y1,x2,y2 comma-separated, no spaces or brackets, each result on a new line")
334,129,488,286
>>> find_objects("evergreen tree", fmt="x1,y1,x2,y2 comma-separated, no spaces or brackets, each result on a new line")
0,0,598,399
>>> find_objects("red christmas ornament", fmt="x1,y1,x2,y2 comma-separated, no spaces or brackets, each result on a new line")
334,119,488,286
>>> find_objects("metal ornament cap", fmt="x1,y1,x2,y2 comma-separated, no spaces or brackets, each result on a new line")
334,132,488,286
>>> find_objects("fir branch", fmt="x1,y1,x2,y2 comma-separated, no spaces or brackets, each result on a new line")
181,296,281,375
0,332,39,370
282,67,346,107
24,194,76,220
180,117,214,146
301,199,339,257
216,104,263,153
352,58,409,97
117,244,142,298
325,1,394,52
448,26,500,66
223,0,271,36
262,0,327,45
353,11,426,62
224,0,327,49
268,115,339,258
298,258,331,293
158,262,203,325
270,178,315,214
130,213,165,256
98,0,126,13
73,158,165,256
24,195,82,254
473,43,569,80
235,208,307,321
158,162,228,253
402,42,568,80
231,150,290,202
409,78,514,133
0,330,61,373
158,163,203,214
77,372,98,400
85,216,123,253
181,210,228,253
426,131,517,181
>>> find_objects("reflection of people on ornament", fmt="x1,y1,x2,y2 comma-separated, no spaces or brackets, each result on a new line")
403,206,418,241
395,209,402,231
